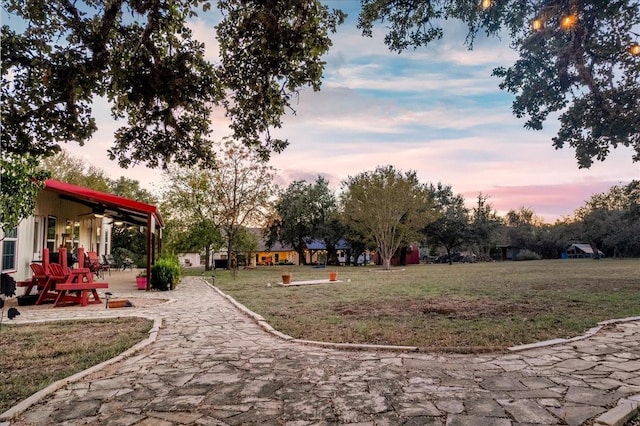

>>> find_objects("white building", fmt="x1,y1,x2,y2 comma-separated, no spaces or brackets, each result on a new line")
1,179,163,281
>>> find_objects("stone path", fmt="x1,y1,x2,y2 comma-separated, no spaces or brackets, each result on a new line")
3,277,640,425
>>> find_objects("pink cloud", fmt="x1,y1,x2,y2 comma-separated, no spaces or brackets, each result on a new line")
464,181,626,222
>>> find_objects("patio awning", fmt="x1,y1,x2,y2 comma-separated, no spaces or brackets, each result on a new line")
44,179,164,228
43,179,163,289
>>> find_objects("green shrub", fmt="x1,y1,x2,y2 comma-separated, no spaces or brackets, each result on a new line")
150,256,182,291
515,249,542,261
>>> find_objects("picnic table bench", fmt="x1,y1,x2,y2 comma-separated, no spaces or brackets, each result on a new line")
45,263,109,307
16,280,35,295
54,281,109,307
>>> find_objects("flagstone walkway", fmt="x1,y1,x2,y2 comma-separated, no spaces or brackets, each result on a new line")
3,277,640,425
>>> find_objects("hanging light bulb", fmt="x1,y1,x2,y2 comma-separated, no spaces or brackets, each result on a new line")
532,18,543,31
560,14,577,30
630,43,640,55
481,0,491,9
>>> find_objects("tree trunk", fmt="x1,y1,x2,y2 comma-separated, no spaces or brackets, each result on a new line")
296,242,306,265
398,246,407,266
382,257,391,270
446,246,452,265
204,245,211,271
226,232,234,270
326,246,338,265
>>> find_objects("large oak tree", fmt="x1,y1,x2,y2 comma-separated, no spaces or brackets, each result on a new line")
358,0,640,167
2,0,345,166
265,176,341,265
1,0,344,231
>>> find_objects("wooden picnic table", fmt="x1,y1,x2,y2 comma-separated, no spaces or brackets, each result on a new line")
50,265,109,307
22,262,108,307
20,248,108,307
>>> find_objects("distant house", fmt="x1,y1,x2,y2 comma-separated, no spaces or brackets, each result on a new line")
304,239,350,265
565,243,605,259
248,229,297,266
496,245,523,261
177,252,200,267
207,229,298,268
254,239,298,266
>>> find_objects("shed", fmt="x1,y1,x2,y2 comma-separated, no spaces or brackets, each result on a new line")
565,243,605,259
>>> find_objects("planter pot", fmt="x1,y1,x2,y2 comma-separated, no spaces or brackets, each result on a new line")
282,274,292,285
136,277,147,290
329,271,338,281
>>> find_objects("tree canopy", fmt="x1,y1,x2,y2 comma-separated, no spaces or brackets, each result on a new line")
1,0,345,168
575,180,640,257
423,183,470,265
266,177,339,265
162,139,275,267
358,0,640,167
341,165,435,269
0,153,49,231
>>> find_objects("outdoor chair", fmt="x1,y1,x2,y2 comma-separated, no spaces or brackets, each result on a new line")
121,257,134,271
104,254,118,269
102,254,117,276
86,252,104,279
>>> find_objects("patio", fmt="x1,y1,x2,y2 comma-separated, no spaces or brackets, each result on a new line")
10,267,163,312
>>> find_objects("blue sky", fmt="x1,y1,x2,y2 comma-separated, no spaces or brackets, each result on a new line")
52,1,638,222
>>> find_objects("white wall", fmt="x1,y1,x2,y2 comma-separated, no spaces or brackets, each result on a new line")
178,253,200,267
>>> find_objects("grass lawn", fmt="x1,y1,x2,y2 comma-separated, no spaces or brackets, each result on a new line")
0,317,152,414
186,259,640,352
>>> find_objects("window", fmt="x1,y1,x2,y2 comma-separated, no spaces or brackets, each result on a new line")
2,227,18,272
46,216,57,252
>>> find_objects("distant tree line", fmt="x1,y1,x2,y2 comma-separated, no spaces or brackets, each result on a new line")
41,153,640,269
267,168,640,266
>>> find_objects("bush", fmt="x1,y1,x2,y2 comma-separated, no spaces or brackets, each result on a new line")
514,249,542,261
150,256,182,291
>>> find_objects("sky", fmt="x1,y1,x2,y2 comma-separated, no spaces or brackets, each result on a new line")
56,1,638,223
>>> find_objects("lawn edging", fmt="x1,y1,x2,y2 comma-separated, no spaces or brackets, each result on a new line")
509,316,640,352
0,315,162,422
208,282,419,352
593,394,640,426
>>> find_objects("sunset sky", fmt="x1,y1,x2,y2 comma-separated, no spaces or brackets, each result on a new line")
55,1,639,222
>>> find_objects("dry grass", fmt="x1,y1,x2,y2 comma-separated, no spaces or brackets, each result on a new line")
0,317,152,413
188,259,640,352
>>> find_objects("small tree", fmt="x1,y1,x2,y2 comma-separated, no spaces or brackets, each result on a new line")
1,153,49,231
266,180,316,265
211,140,276,266
162,140,274,269
468,193,502,259
423,184,470,265
342,166,435,270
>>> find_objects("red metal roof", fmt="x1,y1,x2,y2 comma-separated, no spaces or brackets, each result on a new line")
44,179,164,227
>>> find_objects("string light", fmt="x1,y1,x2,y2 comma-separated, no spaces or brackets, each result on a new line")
532,18,543,31
560,14,577,30
529,7,636,58
481,0,492,9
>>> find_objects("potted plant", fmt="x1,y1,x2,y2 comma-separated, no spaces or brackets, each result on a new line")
135,272,147,290
281,272,292,285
